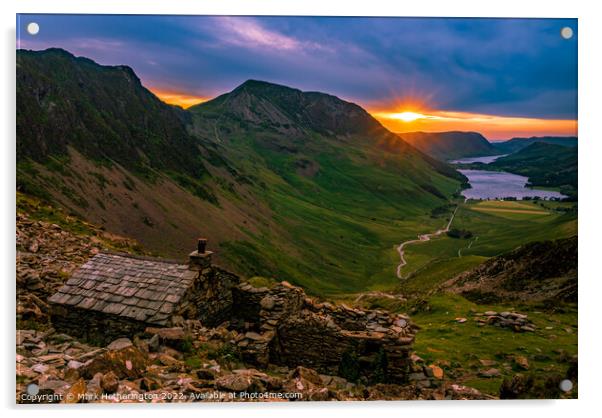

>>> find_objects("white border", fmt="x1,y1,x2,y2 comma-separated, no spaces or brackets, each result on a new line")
9,0,582,17
3,1,601,417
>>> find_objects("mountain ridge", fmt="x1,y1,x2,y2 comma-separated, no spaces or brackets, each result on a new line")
188,78,466,183
17,48,208,180
398,131,498,161
493,136,577,154
190,78,387,138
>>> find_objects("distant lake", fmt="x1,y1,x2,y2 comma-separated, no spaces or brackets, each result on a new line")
449,154,507,164
458,169,567,200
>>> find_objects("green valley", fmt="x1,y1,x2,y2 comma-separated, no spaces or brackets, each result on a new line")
392,199,576,296
15,49,578,302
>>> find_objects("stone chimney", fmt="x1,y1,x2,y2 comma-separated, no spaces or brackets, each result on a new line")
189,238,213,271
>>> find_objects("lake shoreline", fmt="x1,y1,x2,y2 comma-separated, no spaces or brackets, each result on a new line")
451,155,568,201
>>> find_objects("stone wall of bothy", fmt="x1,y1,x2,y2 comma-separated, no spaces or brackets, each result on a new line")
232,281,417,383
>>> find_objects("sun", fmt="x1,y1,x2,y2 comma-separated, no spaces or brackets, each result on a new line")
391,111,427,122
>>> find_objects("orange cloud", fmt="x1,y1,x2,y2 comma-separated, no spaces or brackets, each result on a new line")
371,108,577,140
150,89,208,109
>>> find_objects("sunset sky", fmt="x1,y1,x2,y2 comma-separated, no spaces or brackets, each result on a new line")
17,15,577,140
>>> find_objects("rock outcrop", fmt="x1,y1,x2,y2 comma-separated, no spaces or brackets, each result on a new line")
441,236,577,304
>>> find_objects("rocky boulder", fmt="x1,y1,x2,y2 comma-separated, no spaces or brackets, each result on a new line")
101,371,119,393
80,344,149,380
216,373,255,392
144,327,190,351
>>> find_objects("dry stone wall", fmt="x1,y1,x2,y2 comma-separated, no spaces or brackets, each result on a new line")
230,283,270,331
177,266,239,327
50,304,150,346
232,281,417,384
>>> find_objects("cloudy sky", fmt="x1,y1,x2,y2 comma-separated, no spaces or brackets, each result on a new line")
17,14,577,139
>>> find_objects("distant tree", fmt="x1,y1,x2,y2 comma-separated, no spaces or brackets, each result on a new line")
447,228,473,239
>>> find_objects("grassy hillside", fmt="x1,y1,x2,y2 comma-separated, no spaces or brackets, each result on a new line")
18,190,577,399
410,293,577,397
443,235,577,304
350,199,577,397
398,131,497,161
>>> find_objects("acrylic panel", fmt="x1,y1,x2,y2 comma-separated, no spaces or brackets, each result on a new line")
16,14,578,403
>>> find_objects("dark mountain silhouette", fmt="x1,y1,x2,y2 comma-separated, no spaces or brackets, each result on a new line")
17,48,207,180
493,136,577,154
398,131,497,161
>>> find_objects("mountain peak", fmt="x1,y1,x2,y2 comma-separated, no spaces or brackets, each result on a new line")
193,79,382,136
18,48,141,84
18,47,74,58
236,79,296,91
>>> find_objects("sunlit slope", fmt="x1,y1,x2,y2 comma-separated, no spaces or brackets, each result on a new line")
188,80,466,294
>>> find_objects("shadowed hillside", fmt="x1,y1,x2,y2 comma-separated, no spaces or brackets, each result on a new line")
398,131,498,161
17,48,208,181
441,236,577,304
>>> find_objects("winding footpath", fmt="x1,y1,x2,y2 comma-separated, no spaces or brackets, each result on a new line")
458,236,478,258
395,206,458,279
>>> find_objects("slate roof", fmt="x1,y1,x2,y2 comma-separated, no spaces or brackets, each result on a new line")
48,252,197,325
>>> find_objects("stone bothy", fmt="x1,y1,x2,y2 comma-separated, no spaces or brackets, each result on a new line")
48,241,420,383
48,240,238,344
